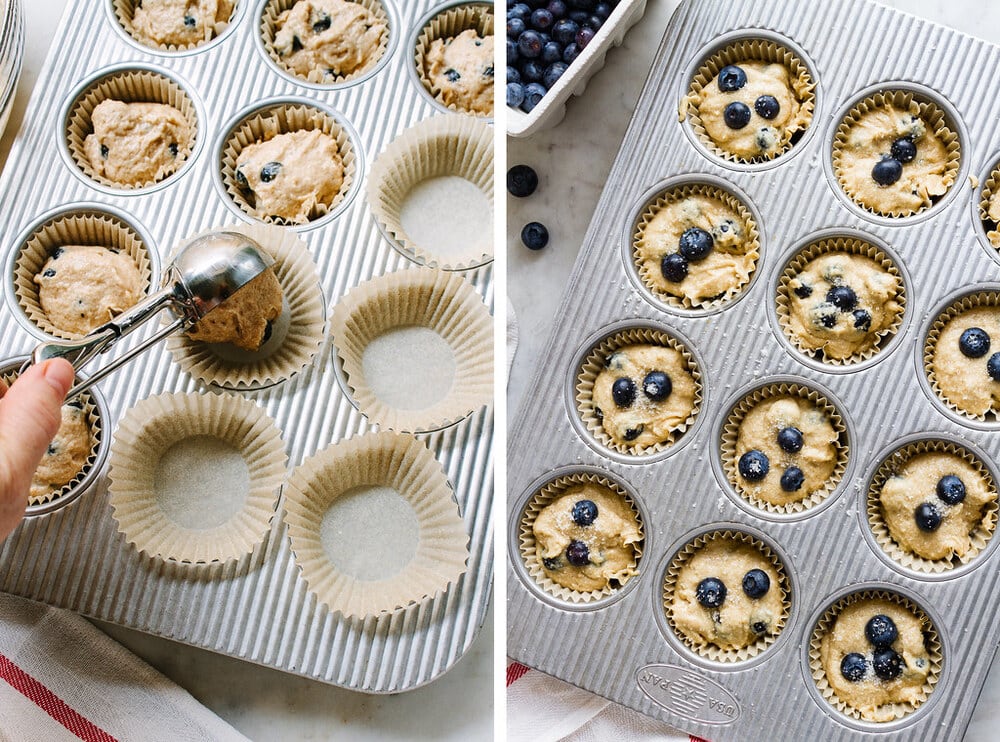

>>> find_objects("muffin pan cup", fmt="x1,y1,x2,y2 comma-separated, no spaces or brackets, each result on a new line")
508,0,1000,739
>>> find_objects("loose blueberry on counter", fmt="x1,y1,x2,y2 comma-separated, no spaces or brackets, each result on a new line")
852,309,872,331
988,352,1000,381
696,577,727,609
937,474,966,505
542,556,563,570
915,501,942,532
572,499,598,526
754,95,780,120
723,101,752,130
521,82,547,112
872,647,903,681
865,614,898,647
660,252,688,282
678,227,713,262
260,161,282,183
891,137,917,164
507,83,525,108
521,221,549,250
507,164,539,197
959,327,991,358
642,371,671,402
793,283,813,299
738,449,770,481
565,540,590,566
840,653,868,682
872,156,903,186
826,285,857,312
780,466,804,492
716,64,747,92
612,376,636,408
623,425,643,441
777,426,803,453
741,568,770,599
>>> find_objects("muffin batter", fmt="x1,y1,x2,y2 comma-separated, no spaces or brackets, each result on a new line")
83,100,193,187
984,187,1000,248
669,537,784,652
186,267,283,351
425,29,495,116
234,129,345,223
879,451,995,562
131,0,234,47
734,395,839,507
693,61,812,160
34,245,144,336
835,101,952,215
591,343,698,450
819,598,933,722
785,252,902,361
30,403,92,501
930,306,1000,417
532,483,642,593
273,0,386,80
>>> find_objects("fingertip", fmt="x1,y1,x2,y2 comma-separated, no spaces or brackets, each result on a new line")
41,359,75,397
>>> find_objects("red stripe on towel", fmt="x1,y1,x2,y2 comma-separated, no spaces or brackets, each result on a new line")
507,662,531,686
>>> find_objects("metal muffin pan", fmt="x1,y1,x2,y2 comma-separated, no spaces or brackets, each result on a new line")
0,0,493,693
507,0,1000,738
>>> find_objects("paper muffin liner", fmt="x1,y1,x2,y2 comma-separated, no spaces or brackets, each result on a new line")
112,0,236,52
575,327,703,456
219,102,357,225
924,290,1000,422
978,162,1000,249
259,0,390,85
65,68,198,190
0,364,103,508
832,90,961,218
164,223,325,390
776,236,906,365
867,440,998,573
681,38,815,164
283,431,469,618
108,391,287,564
662,529,791,663
367,113,493,270
414,2,494,118
808,589,943,722
517,472,644,604
329,267,492,432
720,382,849,514
12,209,153,341
632,182,760,310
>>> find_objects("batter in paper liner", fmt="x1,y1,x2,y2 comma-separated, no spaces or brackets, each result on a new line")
425,29,495,116
670,538,784,651
878,451,994,562
131,0,234,47
985,188,1000,248
30,404,92,501
34,245,144,336
186,267,283,351
273,0,386,80
734,395,839,507
785,253,902,360
930,306,1000,417
695,61,811,160
836,102,951,214
84,100,193,187
533,484,641,593
820,598,933,722
591,343,697,450
635,193,756,305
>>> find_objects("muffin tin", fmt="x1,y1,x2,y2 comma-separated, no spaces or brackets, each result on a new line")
0,0,493,693
507,0,1000,737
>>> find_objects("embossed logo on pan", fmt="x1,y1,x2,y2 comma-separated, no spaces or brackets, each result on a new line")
635,664,741,725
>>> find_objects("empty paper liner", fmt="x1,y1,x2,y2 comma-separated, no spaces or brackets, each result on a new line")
112,0,236,52
414,2,494,117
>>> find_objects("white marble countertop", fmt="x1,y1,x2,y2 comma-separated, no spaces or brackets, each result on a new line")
508,1,1000,740
0,2,493,740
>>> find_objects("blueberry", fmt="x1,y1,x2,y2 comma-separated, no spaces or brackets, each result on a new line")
507,82,525,108
565,540,590,566
840,653,868,682
754,95,780,119
521,60,544,82
312,13,331,32
989,353,1000,382
593,406,603,421
42,268,56,278
915,502,942,532
826,285,857,312
521,82,547,112
521,221,548,249
872,647,902,681
780,466,805,492
572,499,598,526
820,313,837,329
291,35,303,52
507,164,539,197
183,14,196,28
738,449,770,481
235,167,249,190
937,474,966,505
46,443,57,456
872,156,903,186
586,14,603,29
542,556,562,570
507,66,521,84
568,10,589,24
751,620,768,634
51,247,64,259
623,425,644,441
553,18,578,44
741,568,770,599
612,376,636,408
696,577,727,609
547,0,568,18
794,283,812,299
642,371,671,402
518,30,544,58
484,65,494,79
66,398,83,410
562,43,581,63
507,38,519,66
541,41,563,64
891,137,917,163
100,144,109,159
724,101,752,129
543,62,568,89
716,64,747,92
508,2,531,20
593,2,612,19
168,142,179,157
576,26,596,48
444,68,461,83
531,8,555,30
660,253,688,282
852,309,872,331
507,17,526,37
259,161,281,183
777,426,803,453
261,320,274,345
678,227,713,261
959,327,991,358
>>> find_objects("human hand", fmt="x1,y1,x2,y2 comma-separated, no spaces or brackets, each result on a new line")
0,358,75,540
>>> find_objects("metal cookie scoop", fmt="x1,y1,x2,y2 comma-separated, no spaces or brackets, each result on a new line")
26,231,274,399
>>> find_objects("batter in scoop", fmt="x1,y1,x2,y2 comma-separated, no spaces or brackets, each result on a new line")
425,29,495,116
273,0,386,80
930,306,1000,417
30,403,93,502
131,0,234,47
186,267,283,351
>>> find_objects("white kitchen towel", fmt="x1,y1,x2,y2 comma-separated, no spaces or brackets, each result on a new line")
0,592,247,742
